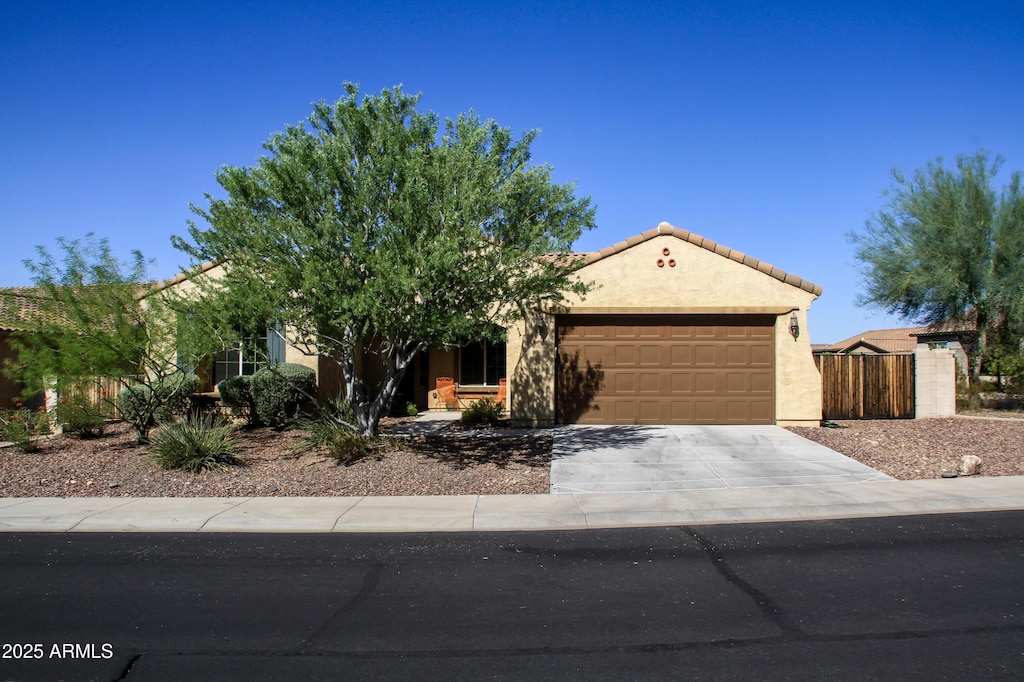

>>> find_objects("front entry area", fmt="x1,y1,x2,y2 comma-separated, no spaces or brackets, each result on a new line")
555,315,776,425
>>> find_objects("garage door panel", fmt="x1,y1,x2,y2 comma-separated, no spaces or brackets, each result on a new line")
613,373,636,392
726,344,749,365
671,345,693,365
639,373,661,393
670,373,693,393
639,345,661,365
694,345,716,366
694,373,717,393
614,401,636,422
726,372,748,393
750,345,773,365
556,315,775,425
750,371,773,394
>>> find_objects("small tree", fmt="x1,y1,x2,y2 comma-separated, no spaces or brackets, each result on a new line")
4,235,208,442
851,152,1024,381
175,84,595,436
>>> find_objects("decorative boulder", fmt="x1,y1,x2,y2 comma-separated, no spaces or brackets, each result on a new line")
958,455,982,477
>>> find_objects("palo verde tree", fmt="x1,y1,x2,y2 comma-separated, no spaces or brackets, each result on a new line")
5,235,210,442
851,152,1024,381
174,84,596,436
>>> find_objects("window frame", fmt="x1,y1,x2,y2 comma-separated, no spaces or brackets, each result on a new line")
458,339,506,387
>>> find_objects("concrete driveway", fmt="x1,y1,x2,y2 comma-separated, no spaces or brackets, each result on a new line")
551,425,893,494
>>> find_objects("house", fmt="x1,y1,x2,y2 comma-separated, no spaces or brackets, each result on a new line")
10,223,821,428
160,223,824,427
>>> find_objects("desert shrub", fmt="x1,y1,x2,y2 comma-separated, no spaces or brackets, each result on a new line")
217,375,261,427
117,373,200,442
0,405,50,452
153,372,200,423
148,413,238,472
297,397,372,462
250,363,316,427
54,394,105,438
460,398,505,426
406,401,419,417
300,417,372,462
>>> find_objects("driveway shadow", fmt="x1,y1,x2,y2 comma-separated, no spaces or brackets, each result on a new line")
551,425,665,458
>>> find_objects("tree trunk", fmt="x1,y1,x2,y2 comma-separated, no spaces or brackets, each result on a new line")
340,340,423,438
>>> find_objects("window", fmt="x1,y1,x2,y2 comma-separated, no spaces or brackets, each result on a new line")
459,340,506,386
212,326,286,385
928,342,948,350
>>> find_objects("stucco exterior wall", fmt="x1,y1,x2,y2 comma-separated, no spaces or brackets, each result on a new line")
507,228,822,427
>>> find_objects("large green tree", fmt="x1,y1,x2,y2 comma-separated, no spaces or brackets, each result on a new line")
174,84,596,436
851,152,1024,379
5,235,212,441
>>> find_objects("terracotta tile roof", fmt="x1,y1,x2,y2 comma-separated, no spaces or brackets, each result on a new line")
818,326,928,354
911,314,978,337
0,287,66,332
582,222,823,296
0,284,152,332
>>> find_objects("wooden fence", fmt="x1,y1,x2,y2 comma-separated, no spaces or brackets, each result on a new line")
58,377,127,418
815,354,916,419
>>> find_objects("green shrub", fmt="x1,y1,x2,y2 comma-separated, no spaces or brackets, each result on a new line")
217,375,261,427
153,373,200,423
298,397,375,462
116,373,200,442
148,413,238,472
250,364,316,428
460,398,505,426
300,417,372,462
0,405,50,452
405,401,419,417
55,394,105,438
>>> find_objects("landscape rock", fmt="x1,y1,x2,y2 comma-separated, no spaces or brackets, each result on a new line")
958,454,982,477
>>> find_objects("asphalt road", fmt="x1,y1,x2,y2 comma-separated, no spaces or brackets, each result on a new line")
1,512,1022,681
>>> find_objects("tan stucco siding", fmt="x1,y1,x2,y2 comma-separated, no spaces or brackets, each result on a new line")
507,233,822,426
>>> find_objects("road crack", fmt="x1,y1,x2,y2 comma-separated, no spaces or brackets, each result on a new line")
300,561,385,651
681,526,805,637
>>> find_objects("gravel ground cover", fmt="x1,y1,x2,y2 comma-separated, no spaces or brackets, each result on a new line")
788,415,1024,480
0,419,551,498
3,414,1022,497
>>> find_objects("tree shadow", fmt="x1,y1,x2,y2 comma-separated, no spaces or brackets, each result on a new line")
555,347,604,424
404,433,552,470
549,424,667,457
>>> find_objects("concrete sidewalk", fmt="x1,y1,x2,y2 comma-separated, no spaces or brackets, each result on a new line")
1,475,1022,532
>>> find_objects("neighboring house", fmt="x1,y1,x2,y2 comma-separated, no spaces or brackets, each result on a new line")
818,323,974,385
815,327,928,355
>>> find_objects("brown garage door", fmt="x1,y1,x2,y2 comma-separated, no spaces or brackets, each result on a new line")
556,315,775,425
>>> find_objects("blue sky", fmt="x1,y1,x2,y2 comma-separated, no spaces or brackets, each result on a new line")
2,1,1022,343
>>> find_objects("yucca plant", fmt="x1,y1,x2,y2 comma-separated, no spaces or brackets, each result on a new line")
148,414,238,473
